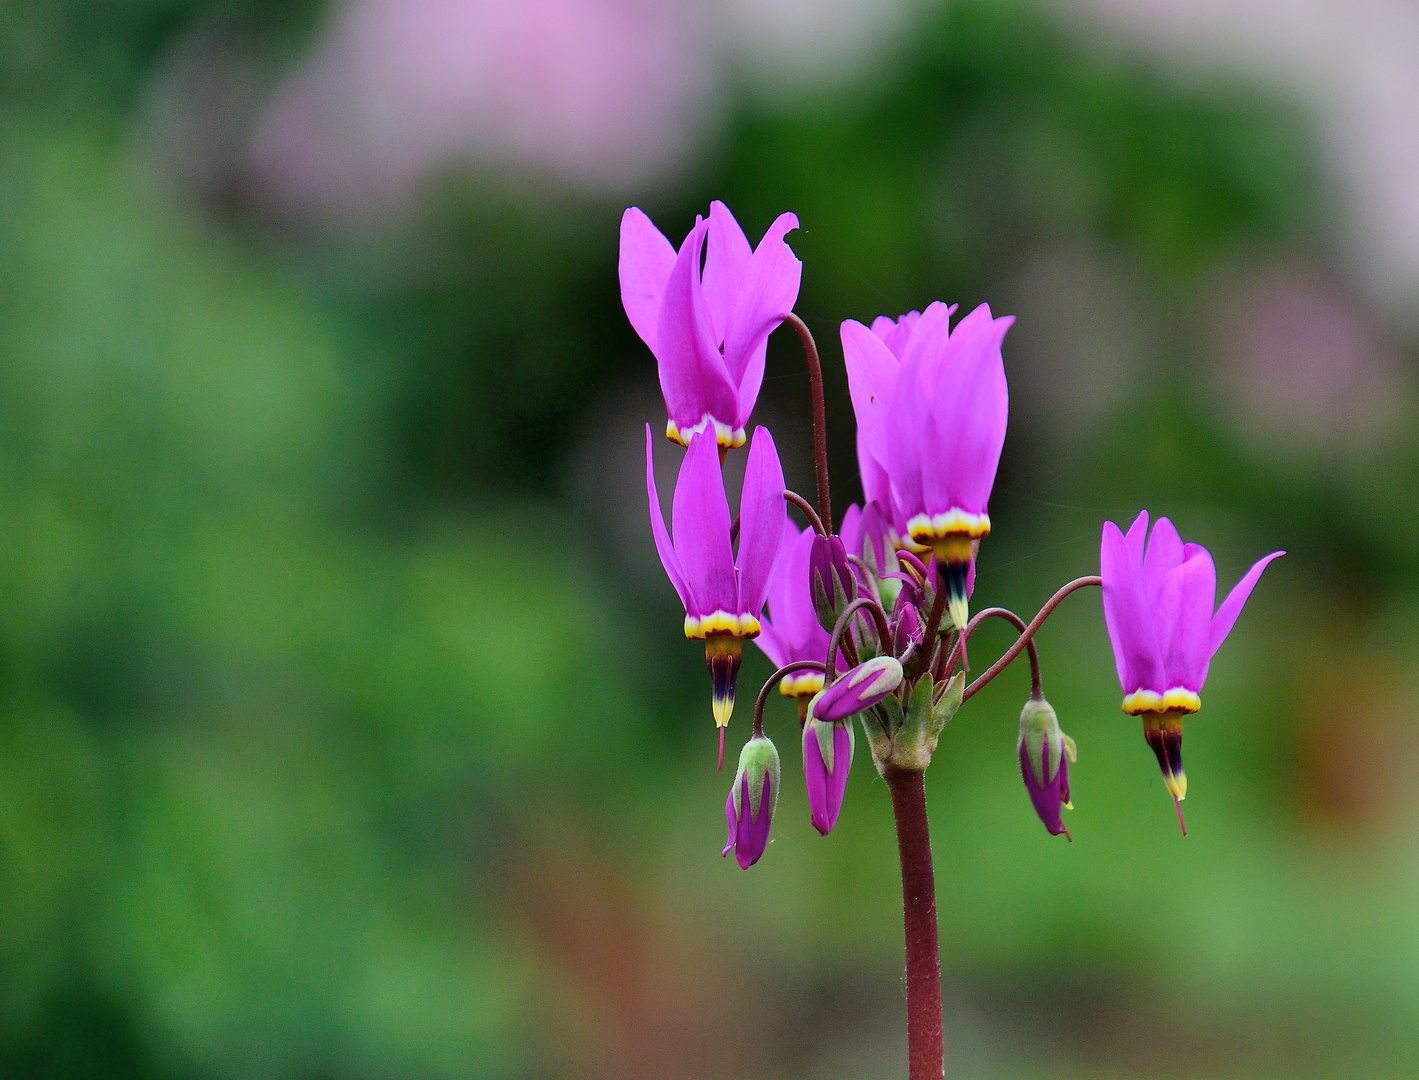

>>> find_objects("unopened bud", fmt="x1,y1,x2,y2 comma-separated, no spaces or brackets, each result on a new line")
808,656,903,725
892,598,923,657
810,535,858,634
1018,697,1076,841
722,734,780,868
803,717,854,835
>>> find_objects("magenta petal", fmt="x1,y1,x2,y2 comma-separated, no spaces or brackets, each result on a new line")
735,426,787,619
812,657,903,723
1209,550,1286,659
657,218,738,433
672,431,737,618
722,786,738,857
1101,520,1164,696
736,772,773,869
871,309,924,359
762,523,829,663
922,307,1011,515
1020,738,1068,836
1159,550,1216,692
841,318,901,468
645,425,693,612
619,207,676,352
803,720,853,835
1142,517,1185,607
703,201,752,347
1124,510,1149,565
723,212,802,421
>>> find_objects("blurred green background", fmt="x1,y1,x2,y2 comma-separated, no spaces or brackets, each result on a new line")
1,0,1416,1077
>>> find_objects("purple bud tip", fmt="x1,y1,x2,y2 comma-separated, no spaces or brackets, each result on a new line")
810,656,904,724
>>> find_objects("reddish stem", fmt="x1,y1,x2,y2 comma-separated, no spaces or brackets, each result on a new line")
886,768,944,1080
961,576,1100,703
784,313,832,535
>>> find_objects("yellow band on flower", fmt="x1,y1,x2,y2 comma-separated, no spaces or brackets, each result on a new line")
685,611,761,639
666,414,746,449
1123,687,1201,715
906,509,991,549
778,671,825,697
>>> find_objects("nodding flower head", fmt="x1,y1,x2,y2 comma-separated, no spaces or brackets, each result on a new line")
1018,697,1076,840
723,734,780,868
647,425,786,764
1100,511,1284,831
841,302,1012,631
754,522,848,720
621,202,801,449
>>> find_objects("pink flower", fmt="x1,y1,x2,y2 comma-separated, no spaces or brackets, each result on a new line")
647,425,786,762
622,202,801,448
1100,511,1283,826
754,523,846,713
842,302,1013,630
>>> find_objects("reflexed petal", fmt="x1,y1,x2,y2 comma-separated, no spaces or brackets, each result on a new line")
735,426,787,619
1124,510,1149,565
672,431,737,617
841,318,900,466
753,619,790,668
1209,550,1286,658
1101,520,1164,695
922,306,1011,515
871,309,924,359
723,212,802,422
619,207,676,351
1142,517,1185,607
1160,550,1215,692
657,217,738,433
645,425,692,611
703,201,752,346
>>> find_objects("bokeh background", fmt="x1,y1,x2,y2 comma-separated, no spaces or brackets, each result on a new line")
2,1,1417,1077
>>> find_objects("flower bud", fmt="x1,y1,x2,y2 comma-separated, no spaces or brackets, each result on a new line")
1018,697,1076,840
809,534,858,634
808,656,903,724
892,596,923,657
722,734,780,868
803,717,854,835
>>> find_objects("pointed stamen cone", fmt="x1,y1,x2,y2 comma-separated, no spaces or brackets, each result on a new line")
1142,710,1188,833
706,634,743,768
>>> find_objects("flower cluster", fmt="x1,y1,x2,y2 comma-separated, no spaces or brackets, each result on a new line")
624,201,1284,864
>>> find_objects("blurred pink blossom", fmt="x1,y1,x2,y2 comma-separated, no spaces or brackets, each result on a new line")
251,0,715,219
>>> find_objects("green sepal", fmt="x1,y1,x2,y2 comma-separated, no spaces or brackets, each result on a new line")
811,716,854,774
1018,698,1063,787
734,735,781,821
930,671,965,736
